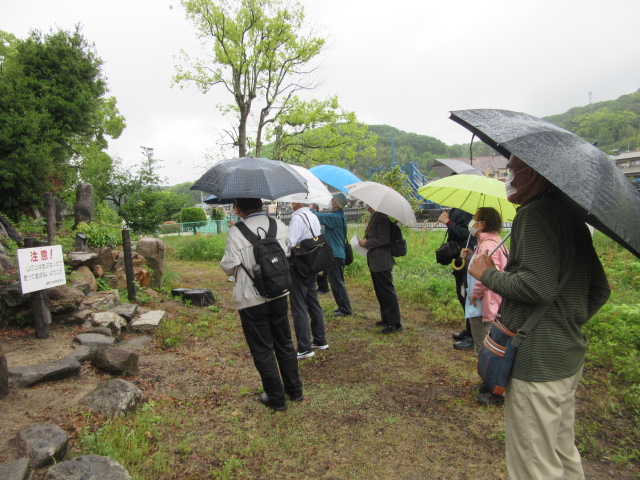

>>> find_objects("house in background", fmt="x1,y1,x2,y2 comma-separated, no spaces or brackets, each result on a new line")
452,155,509,181
612,151,640,191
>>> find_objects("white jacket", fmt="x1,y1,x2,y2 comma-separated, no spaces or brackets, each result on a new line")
220,214,290,311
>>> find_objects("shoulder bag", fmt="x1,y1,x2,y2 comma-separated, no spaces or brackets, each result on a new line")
292,213,333,277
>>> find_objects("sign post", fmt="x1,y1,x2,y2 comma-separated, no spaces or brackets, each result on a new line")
17,240,67,338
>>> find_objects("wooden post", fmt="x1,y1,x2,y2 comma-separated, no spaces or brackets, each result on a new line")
24,237,51,339
121,229,137,302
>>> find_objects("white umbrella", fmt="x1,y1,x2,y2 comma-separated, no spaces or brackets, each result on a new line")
276,164,333,207
345,181,417,226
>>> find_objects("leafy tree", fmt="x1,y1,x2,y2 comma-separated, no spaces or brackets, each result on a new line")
175,0,324,157
572,108,638,148
0,27,124,220
118,190,191,234
180,207,207,223
210,207,226,220
164,182,202,205
102,154,167,208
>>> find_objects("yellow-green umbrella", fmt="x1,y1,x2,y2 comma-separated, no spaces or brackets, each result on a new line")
417,174,518,222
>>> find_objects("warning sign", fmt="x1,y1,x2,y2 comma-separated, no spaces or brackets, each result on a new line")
17,245,67,294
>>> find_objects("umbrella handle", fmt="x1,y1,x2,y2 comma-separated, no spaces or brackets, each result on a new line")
452,257,466,271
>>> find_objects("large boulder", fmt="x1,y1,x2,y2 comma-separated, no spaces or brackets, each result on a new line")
80,378,147,418
67,251,98,271
43,454,131,480
135,237,166,289
16,423,68,468
92,347,139,375
69,266,98,293
80,290,120,311
94,247,116,273
48,285,85,314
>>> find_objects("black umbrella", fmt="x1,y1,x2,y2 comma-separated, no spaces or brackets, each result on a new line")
203,194,233,205
450,109,640,259
191,157,308,200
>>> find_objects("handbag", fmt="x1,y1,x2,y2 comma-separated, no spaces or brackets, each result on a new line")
292,213,333,277
435,239,461,265
343,217,353,266
477,269,571,395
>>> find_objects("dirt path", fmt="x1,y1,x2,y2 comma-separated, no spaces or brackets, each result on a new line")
0,261,637,479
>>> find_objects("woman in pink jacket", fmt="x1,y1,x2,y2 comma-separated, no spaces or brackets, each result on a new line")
460,207,509,405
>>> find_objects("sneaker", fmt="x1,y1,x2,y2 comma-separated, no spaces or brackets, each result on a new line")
288,390,304,402
452,329,471,340
311,342,329,350
259,392,286,411
381,324,403,334
297,350,315,360
477,392,504,406
375,320,388,327
333,311,350,317
227,276,235,282
453,336,474,350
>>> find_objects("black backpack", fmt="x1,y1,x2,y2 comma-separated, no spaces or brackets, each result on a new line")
389,220,407,257
235,217,291,298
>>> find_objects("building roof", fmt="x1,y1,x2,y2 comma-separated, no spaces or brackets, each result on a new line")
451,155,508,176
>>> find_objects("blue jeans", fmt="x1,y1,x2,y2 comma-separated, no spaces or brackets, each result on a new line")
327,257,352,315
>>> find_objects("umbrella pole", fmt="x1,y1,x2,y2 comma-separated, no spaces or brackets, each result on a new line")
489,231,511,256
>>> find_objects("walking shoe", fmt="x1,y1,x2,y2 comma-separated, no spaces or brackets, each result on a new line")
452,329,471,340
311,342,329,350
453,336,474,350
259,393,286,411
375,320,388,327
381,324,403,334
333,311,350,317
474,383,491,394
477,392,504,406
297,350,315,360
288,390,304,402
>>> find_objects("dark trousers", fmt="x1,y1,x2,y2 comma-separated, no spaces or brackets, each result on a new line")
452,265,471,333
327,257,352,315
290,270,327,352
370,268,401,327
317,271,330,293
239,296,302,408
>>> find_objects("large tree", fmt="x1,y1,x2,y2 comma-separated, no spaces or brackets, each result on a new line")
175,0,325,157
0,27,124,220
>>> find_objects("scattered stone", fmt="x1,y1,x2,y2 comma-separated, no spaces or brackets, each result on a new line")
81,326,114,337
129,310,166,333
58,308,94,325
112,269,127,289
17,423,68,468
67,345,94,363
70,266,98,293
0,457,31,480
73,333,116,348
93,263,104,278
1,282,27,308
94,247,116,273
8,355,81,388
67,252,98,271
92,347,138,375
47,285,85,314
144,288,159,298
90,311,127,334
171,288,216,307
80,290,120,311
134,267,151,287
118,335,153,352
136,237,166,289
80,378,147,418
43,454,131,480
109,303,138,323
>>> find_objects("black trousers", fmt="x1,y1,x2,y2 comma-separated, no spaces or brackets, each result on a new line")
239,296,302,407
452,264,471,334
327,257,352,315
370,268,401,327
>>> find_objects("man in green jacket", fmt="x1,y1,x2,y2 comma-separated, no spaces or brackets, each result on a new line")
311,192,353,317
470,154,610,480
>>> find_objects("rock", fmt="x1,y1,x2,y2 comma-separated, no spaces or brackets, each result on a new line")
171,288,216,307
92,347,138,374
113,251,146,271
0,457,32,480
118,335,152,352
43,454,131,480
112,269,127,289
80,290,120,311
93,264,104,277
94,247,116,273
16,423,68,468
101,273,120,289
129,310,166,333
67,345,94,363
134,267,151,287
73,333,116,348
90,311,127,334
73,182,94,227
80,379,147,418
109,303,138,323
136,237,166,289
8,355,81,388
70,266,98,293
67,252,98,271
48,285,85,314
56,308,93,325
81,326,114,337
1,282,28,308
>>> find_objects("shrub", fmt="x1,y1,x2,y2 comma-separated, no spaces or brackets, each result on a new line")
76,221,121,248
180,208,207,223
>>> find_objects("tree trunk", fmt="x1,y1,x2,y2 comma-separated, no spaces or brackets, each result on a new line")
45,192,56,244
0,214,24,247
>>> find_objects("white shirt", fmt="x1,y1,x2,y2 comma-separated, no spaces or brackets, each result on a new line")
288,207,322,255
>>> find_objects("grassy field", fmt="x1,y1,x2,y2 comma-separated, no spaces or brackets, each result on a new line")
63,228,639,479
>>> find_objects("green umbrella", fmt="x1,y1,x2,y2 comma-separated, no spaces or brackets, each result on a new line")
417,174,518,222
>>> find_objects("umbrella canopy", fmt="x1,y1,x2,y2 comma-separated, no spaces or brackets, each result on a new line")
433,158,483,178
450,109,640,258
417,175,518,222
276,164,333,207
309,165,361,193
203,194,233,205
191,157,308,200
345,181,417,226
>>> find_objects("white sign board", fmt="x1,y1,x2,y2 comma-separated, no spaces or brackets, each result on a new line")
17,244,66,294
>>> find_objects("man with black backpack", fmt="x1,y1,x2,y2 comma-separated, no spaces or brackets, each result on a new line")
220,198,302,412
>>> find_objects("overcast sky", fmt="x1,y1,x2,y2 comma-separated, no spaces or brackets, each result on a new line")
4,0,640,185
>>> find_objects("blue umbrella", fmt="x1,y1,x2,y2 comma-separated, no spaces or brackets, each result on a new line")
309,165,361,193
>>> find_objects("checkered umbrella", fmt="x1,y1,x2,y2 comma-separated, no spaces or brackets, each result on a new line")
191,157,308,200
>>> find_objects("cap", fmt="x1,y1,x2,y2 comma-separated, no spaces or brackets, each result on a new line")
332,192,348,209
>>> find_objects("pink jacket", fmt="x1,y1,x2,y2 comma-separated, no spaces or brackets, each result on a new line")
471,231,509,323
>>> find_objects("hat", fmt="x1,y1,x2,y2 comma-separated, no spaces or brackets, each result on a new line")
332,192,348,209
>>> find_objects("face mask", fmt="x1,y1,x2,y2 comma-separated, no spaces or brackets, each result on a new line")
505,166,532,198
468,219,479,237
